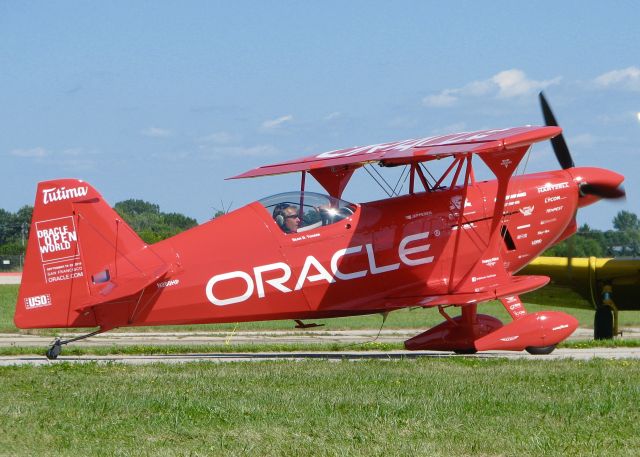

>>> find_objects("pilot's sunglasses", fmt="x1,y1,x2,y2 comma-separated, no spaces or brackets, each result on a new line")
285,214,299,219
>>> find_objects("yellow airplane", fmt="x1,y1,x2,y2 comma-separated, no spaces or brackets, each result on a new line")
521,257,640,339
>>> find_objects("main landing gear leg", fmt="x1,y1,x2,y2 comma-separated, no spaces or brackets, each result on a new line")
46,329,106,360
453,304,479,355
594,285,618,340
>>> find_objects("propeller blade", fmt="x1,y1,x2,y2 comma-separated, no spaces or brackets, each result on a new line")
579,183,626,200
539,92,575,169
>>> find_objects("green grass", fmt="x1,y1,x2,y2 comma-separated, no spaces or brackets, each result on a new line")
0,342,402,356
1,359,639,456
4,284,640,335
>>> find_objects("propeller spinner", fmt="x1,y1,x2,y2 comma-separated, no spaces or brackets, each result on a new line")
539,92,625,200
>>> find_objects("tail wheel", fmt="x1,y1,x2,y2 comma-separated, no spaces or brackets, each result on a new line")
594,307,614,340
525,345,556,355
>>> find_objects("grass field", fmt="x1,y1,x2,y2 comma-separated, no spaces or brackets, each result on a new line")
3,284,640,335
4,283,640,456
1,359,639,456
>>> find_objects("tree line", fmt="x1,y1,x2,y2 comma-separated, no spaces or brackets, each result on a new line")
1,201,638,258
543,210,640,257
0,199,198,254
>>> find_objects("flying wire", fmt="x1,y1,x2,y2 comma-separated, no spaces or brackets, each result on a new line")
363,165,393,197
420,163,437,185
371,165,397,196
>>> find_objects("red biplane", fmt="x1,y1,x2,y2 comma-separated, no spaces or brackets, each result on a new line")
15,94,625,358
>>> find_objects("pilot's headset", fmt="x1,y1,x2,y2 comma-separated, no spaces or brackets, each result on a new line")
273,203,292,229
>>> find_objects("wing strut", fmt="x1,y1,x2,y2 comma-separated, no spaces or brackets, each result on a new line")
451,146,531,293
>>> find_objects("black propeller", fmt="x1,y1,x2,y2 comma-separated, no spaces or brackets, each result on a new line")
539,91,625,200
579,183,626,200
539,92,575,169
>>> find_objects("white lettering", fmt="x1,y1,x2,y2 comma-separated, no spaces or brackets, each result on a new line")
365,243,400,274
545,205,564,214
331,246,367,280
24,294,52,309
157,279,179,288
254,263,292,298
537,182,569,194
42,186,89,205
295,256,334,290
399,232,433,266
506,192,527,200
204,230,436,306
472,274,497,283
481,256,499,267
206,271,254,306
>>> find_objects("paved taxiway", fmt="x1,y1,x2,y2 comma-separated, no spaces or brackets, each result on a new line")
2,348,640,366
2,327,639,348
2,328,640,365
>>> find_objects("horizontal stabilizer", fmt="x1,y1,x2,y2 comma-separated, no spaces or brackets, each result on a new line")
78,265,169,310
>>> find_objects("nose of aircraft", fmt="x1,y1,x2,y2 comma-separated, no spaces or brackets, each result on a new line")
568,167,625,207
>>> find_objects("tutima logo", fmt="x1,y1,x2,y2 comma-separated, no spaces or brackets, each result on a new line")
42,186,89,205
24,294,52,310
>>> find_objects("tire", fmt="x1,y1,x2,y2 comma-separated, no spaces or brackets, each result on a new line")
594,307,614,340
453,348,478,355
525,345,556,355
46,344,61,360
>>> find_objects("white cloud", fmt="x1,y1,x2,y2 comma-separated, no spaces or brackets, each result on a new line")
198,131,235,144
388,116,419,128
9,147,49,158
61,148,85,156
8,146,100,170
324,112,342,121
430,122,468,135
492,69,561,98
201,144,280,159
569,133,598,148
423,92,457,107
261,115,293,129
594,66,640,91
423,69,561,107
141,127,173,138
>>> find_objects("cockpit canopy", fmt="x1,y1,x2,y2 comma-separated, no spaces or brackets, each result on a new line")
259,191,356,233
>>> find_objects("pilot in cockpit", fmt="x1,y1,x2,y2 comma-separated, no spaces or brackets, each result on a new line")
273,203,301,234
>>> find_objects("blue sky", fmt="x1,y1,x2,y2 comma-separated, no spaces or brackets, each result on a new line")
1,1,638,229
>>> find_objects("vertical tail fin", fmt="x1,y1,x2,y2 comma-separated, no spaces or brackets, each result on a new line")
15,179,167,329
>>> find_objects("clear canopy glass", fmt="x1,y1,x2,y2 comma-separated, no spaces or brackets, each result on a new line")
258,191,356,232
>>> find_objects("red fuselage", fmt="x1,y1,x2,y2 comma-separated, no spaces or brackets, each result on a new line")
124,167,595,327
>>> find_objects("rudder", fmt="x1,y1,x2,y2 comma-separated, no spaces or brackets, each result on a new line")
15,179,163,329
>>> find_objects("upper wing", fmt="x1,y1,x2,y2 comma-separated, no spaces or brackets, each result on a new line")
230,126,560,179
